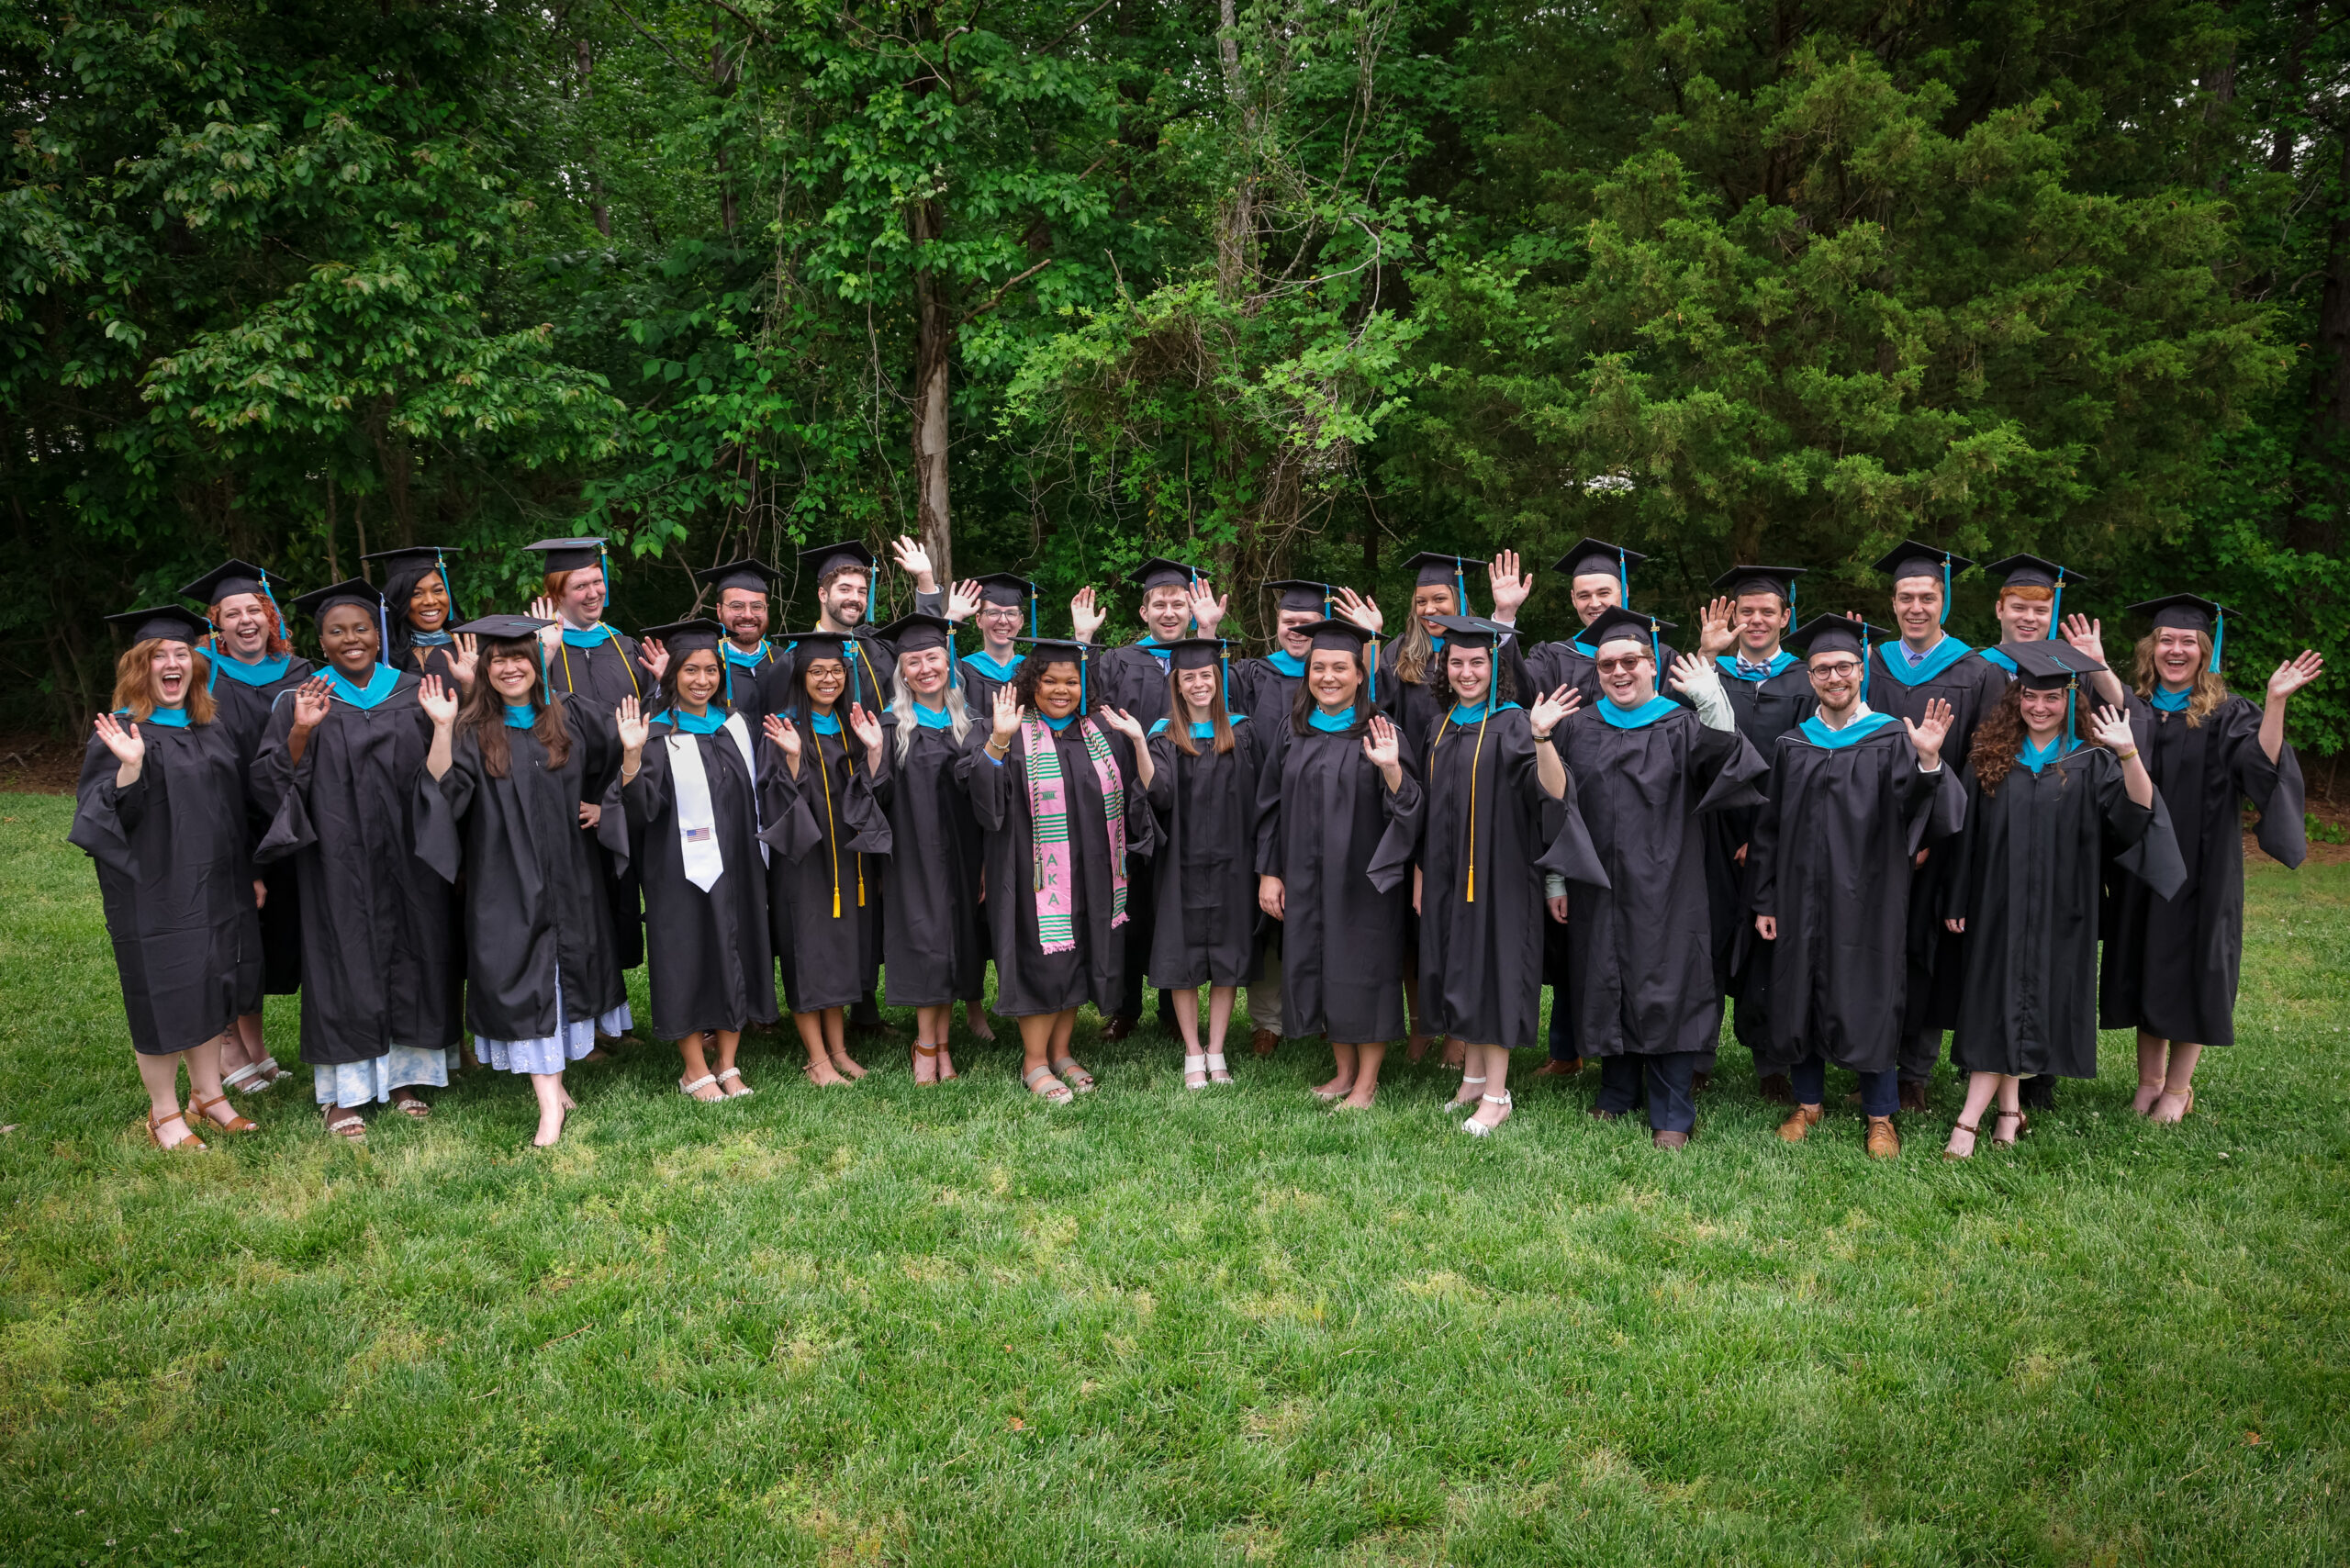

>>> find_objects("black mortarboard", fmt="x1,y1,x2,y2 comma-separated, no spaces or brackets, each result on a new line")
1556,538,1647,584
789,631,856,663
1872,539,1973,585
972,572,1037,607
799,540,876,580
452,614,553,642
363,545,461,576
179,559,291,608
290,577,385,622
639,618,725,655
695,557,781,597
1131,556,1203,592
1293,618,1374,655
1404,551,1473,591
106,605,212,645
1583,604,1673,653
1709,564,1805,605
1161,636,1228,671
2128,592,2226,671
1784,614,1889,663
1015,636,1098,705
1995,640,2107,690
875,612,957,656
1426,614,1509,651
522,537,608,575
1264,578,1337,615
1982,552,2083,593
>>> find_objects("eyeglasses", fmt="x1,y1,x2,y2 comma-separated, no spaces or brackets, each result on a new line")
977,605,1023,620
1593,655,1650,674
1809,660,1863,677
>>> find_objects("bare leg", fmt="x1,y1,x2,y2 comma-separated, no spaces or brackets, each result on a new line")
1046,1010,1090,1089
1945,1070,2000,1158
1016,1012,1070,1099
826,1008,866,1079
1339,1041,1387,1109
1449,1042,1485,1106
795,1014,845,1085
184,1036,229,1118
963,998,995,1042
712,1028,747,1094
1465,1045,1512,1131
2152,1041,2202,1123
1991,1074,2025,1144
1175,986,1206,1088
135,1049,196,1146
2134,1033,2169,1115
1404,972,1431,1061
531,1072,567,1146
1206,987,1236,1082
220,1014,263,1078
913,1004,952,1084
681,1031,727,1099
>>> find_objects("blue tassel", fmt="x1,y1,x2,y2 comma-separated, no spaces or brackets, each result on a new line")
1618,549,1629,604
1940,557,1951,627
2049,571,2064,640
2210,608,2224,673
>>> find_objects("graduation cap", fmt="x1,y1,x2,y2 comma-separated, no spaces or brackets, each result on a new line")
522,536,608,576
1289,618,1379,704
1403,552,1476,615
1130,556,1203,592
1998,639,2108,731
695,557,782,598
1015,635,1100,709
1784,613,1888,664
1555,538,1647,594
643,618,733,703
1983,553,2085,634
1871,540,1974,627
1424,614,1510,650
2128,592,2226,672
799,540,877,580
1264,578,1338,616
874,611,957,657
364,545,464,631
1583,604,1672,669
106,605,212,646
179,559,291,610
290,577,393,663
1709,564,1805,615
966,572,1042,637
453,614,553,642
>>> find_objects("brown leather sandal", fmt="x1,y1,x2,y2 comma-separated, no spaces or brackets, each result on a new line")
1990,1109,2024,1148
147,1108,207,1151
189,1092,258,1135
1942,1117,1980,1161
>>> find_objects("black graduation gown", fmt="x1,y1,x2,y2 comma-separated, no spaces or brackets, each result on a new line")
720,642,789,732
1707,657,1819,1046
875,715,988,1006
1253,718,1425,1043
389,638,464,687
957,652,1025,722
1144,718,1267,990
545,625,650,971
1555,706,1767,1058
413,696,628,1041
1094,640,1175,729
2099,693,2304,1049
70,717,263,1054
1866,641,2010,1036
762,720,891,1013
1945,746,2183,1077
1233,655,1305,733
1416,704,1604,1050
956,717,1158,1017
252,673,463,1064
621,712,779,1038
1743,721,1964,1074
1523,636,1691,711
209,655,316,996
1377,634,1540,754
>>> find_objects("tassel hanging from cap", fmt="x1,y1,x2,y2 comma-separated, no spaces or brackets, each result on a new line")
2049,569,2064,640
2210,607,2224,673
1939,556,1952,627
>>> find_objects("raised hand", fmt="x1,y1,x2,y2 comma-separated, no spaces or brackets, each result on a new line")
528,598,565,649
419,674,459,728
763,711,803,767
1333,586,1383,635
615,696,649,754
945,577,982,622
847,700,884,756
890,534,939,591
1488,549,1532,620
448,632,479,690
93,711,145,767
990,682,1022,742
637,637,669,683
2268,650,2324,702
291,675,334,730
2060,613,2107,666
1098,705,1147,744
1697,596,1737,658
1362,712,1401,769
1904,696,1953,768
1188,577,1229,636
1528,683,1580,740
2087,703,2137,753
1070,587,1106,644
1666,652,1707,695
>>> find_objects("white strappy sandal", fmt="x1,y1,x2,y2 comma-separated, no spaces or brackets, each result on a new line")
1449,1074,1486,1112
1182,1053,1210,1092
715,1066,754,1098
1461,1091,1513,1137
677,1073,722,1103
1205,1051,1232,1085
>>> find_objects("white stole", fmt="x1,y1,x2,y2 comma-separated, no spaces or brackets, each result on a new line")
666,712,765,890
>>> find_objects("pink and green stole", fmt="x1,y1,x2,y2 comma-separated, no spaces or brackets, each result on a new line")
1021,715,1128,953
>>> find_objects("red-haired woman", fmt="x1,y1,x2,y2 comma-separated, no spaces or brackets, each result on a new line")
181,560,313,1095
71,606,264,1148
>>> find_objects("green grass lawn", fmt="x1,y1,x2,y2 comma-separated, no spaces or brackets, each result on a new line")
3,791,2347,1566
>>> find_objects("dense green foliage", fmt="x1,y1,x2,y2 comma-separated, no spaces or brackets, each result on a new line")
6,800,2350,1562
6,1,2345,750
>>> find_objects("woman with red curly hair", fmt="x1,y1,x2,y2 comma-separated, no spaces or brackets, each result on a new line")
71,605,265,1149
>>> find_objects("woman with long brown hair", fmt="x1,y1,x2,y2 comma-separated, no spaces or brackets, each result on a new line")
1143,638,1263,1089
2076,596,2322,1123
1938,644,2180,1159
72,606,265,1148
418,615,630,1148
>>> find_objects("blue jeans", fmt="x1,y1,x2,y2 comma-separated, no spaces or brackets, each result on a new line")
1792,1053,1897,1116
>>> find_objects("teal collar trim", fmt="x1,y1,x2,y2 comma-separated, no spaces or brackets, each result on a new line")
1307,706,1358,734
1569,636,1599,659
120,704,190,729
502,704,538,731
656,706,725,735
1718,651,1796,681
911,700,955,730
1799,710,1897,749
811,711,842,735
408,629,453,647
1598,694,1679,730
1266,647,1306,678
324,663,400,710
1979,645,2018,676
1878,634,1971,687
561,623,615,648
213,652,292,687
1041,711,1077,733
2020,734,2077,774
723,640,770,668
1448,700,1521,725
2150,686,2190,712
962,649,1023,682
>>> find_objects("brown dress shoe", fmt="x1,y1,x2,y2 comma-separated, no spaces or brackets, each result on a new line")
1898,1080,1930,1114
1691,1072,1713,1095
1250,1028,1279,1058
1777,1103,1824,1143
1865,1115,1901,1159
1757,1072,1795,1105
1532,1057,1583,1077
1102,1015,1136,1042
1651,1129,1690,1150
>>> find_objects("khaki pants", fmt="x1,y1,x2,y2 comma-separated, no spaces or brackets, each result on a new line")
1247,945,1283,1036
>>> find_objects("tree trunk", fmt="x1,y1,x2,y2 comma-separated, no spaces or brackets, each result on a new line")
911,215,955,587
2301,131,2350,557
576,39,610,237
